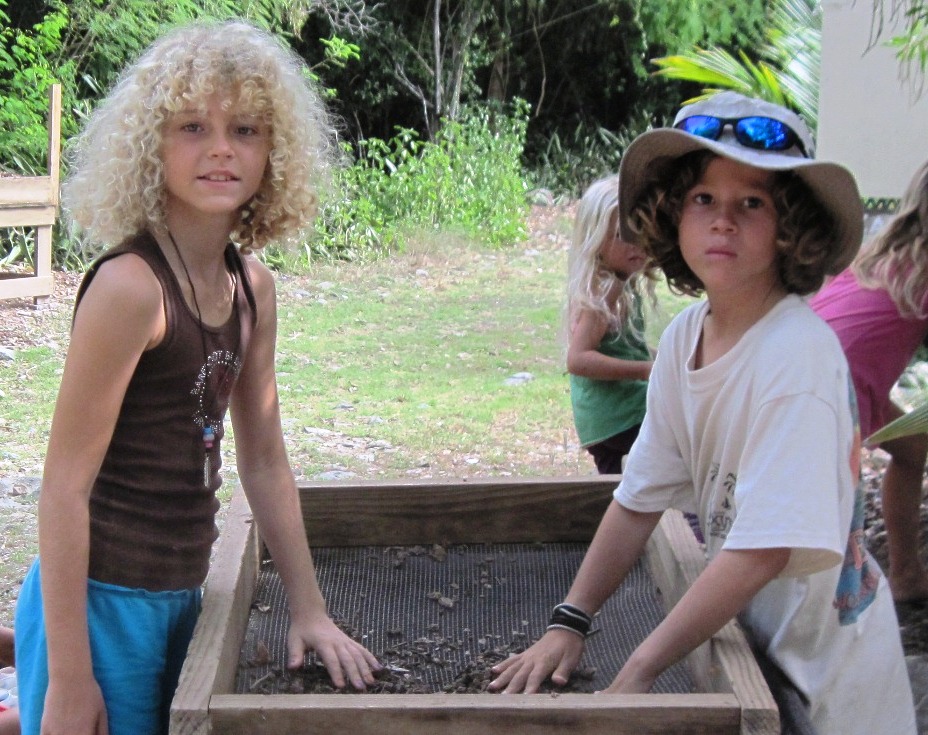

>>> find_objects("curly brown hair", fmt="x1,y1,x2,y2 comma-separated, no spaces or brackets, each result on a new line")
627,150,840,297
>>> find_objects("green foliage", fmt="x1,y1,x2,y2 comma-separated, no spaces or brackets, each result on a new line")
650,0,820,126
264,101,530,270
0,0,74,174
870,2,928,91
764,0,820,119
527,116,646,198
634,0,767,55
304,1,767,196
868,397,928,444
308,2,494,135
882,2,928,94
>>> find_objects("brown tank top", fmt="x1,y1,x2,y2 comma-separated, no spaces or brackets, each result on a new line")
74,231,256,590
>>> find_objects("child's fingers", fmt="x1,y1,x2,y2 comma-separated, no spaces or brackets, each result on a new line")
307,639,376,690
330,641,377,689
490,652,519,675
358,643,383,674
488,654,547,693
500,659,549,694
551,659,576,686
489,632,585,693
310,643,348,689
287,646,306,670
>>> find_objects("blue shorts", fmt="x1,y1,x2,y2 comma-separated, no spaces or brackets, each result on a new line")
14,561,200,735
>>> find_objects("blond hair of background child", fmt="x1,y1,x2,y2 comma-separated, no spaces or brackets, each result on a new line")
566,174,657,474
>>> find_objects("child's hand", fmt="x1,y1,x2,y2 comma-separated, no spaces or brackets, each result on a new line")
487,629,585,693
41,676,108,735
286,616,382,691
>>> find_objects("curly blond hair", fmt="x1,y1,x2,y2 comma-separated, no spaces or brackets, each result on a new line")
852,160,928,318
62,19,336,253
567,174,658,336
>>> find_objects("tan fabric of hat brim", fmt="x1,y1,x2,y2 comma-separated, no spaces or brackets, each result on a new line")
617,128,863,274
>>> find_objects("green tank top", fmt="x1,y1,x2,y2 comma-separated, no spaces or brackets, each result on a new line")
569,296,650,447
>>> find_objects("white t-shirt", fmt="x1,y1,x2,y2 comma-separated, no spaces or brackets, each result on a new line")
616,295,915,735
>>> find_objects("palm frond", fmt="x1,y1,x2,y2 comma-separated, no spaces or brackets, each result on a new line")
867,399,928,444
652,48,791,106
650,0,821,123
652,49,754,89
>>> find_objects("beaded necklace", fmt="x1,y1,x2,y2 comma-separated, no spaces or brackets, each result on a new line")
167,229,226,487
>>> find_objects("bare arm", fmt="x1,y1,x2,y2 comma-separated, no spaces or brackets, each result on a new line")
230,259,379,690
489,500,662,693
566,309,652,381
606,546,790,693
0,626,13,667
39,255,164,735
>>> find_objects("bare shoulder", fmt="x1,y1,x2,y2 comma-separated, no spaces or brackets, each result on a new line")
75,253,165,347
82,252,162,313
241,252,277,309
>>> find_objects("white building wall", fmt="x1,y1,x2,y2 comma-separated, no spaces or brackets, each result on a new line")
819,0,928,200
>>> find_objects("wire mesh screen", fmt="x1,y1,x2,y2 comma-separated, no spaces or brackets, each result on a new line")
236,542,694,695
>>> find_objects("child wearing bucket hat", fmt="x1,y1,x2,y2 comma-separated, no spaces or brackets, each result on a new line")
490,92,916,734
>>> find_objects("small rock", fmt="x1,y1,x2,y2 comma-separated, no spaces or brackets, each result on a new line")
315,470,356,481
504,372,534,386
0,477,41,496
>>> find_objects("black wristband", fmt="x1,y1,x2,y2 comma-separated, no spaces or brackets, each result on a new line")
547,602,592,638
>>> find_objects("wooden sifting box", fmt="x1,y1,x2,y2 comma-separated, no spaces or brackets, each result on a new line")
170,476,778,734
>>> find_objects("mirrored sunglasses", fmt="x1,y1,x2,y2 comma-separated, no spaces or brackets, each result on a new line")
674,115,810,158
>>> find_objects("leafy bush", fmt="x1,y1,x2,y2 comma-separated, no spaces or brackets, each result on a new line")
526,115,653,198
0,1,78,176
264,100,530,270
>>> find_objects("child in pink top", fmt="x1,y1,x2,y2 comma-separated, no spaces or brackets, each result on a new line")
810,160,928,602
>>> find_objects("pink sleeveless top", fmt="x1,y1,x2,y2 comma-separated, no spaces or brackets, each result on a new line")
810,268,928,440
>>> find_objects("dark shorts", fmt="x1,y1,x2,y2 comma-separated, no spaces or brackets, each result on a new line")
585,425,641,475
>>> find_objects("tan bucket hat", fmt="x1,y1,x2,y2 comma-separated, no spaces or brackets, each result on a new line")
618,92,863,273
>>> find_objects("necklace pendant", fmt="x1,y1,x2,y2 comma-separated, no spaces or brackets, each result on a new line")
203,425,216,487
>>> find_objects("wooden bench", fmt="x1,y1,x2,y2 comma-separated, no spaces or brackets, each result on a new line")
0,84,61,305
171,477,779,734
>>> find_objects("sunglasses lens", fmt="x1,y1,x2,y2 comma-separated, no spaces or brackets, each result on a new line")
734,117,796,151
675,115,723,140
